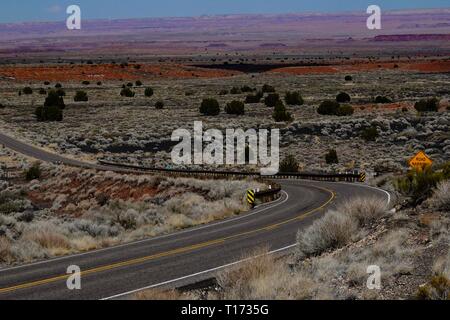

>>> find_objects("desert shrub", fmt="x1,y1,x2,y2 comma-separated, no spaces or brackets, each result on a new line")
55,83,62,88
97,81,102,86
325,149,338,164
36,90,64,121
23,225,71,250
336,104,354,116
120,87,135,97
44,90,65,109
44,81,50,85
135,80,143,86
185,90,195,96
241,85,254,93
245,91,263,104
285,91,304,106
0,103,4,109
230,87,242,94
338,197,387,226
375,96,393,104
35,105,63,122
74,91,88,102
361,126,379,141
218,89,229,95
82,80,90,85
272,100,292,122
336,92,351,103
396,168,444,205
414,98,439,112
200,98,220,116
345,75,353,81
144,87,154,97
262,84,276,93
0,237,13,264
264,93,280,107
225,100,245,115
317,100,340,115
296,210,357,259
24,163,41,181
55,88,66,97
126,82,133,87
23,87,33,95
38,88,47,95
279,154,298,173
155,101,165,109
429,180,450,212
417,275,449,300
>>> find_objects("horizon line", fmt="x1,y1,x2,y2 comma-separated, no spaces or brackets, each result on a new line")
1,7,450,25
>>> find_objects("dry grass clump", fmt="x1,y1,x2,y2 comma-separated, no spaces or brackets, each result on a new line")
339,197,388,226
429,180,450,212
0,236,13,264
296,197,388,259
296,211,357,259
134,289,186,300
417,274,449,300
214,247,330,300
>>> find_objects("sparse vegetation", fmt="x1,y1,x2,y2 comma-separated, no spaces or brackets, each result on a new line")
144,87,154,97
23,87,33,95
361,126,379,141
336,104,354,116
262,84,276,93
325,149,339,164
155,101,165,109
336,92,351,103
74,91,88,102
375,96,393,104
317,100,340,115
264,93,280,107
200,98,220,116
414,98,439,112
272,100,292,122
24,163,41,181
284,91,304,106
120,87,135,97
225,100,245,115
279,154,299,173
245,91,263,104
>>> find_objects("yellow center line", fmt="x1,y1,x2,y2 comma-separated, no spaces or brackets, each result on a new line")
0,186,335,295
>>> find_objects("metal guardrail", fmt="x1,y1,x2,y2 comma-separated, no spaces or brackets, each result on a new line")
97,160,365,183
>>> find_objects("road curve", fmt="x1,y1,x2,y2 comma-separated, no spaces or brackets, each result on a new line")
0,132,390,300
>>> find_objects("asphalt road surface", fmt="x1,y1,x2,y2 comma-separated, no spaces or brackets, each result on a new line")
0,132,390,300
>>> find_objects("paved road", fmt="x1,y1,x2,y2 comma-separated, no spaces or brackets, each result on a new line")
0,132,390,300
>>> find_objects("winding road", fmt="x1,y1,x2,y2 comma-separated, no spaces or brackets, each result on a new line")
0,132,390,300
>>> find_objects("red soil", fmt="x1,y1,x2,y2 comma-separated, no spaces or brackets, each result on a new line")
0,63,239,82
270,60,450,75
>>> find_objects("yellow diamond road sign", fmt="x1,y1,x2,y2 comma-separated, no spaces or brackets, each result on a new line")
409,151,433,171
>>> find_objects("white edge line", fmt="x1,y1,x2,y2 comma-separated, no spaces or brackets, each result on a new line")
0,191,289,273
100,243,297,300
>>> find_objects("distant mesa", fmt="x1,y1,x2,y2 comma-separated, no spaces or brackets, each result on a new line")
372,34,450,41
207,43,228,48
259,43,288,48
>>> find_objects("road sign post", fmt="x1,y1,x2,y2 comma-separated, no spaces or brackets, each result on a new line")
408,151,433,172
247,189,256,207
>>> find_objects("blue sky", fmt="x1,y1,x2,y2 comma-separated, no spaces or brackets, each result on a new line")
1,0,449,23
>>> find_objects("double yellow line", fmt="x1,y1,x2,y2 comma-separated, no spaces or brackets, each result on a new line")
0,186,335,295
